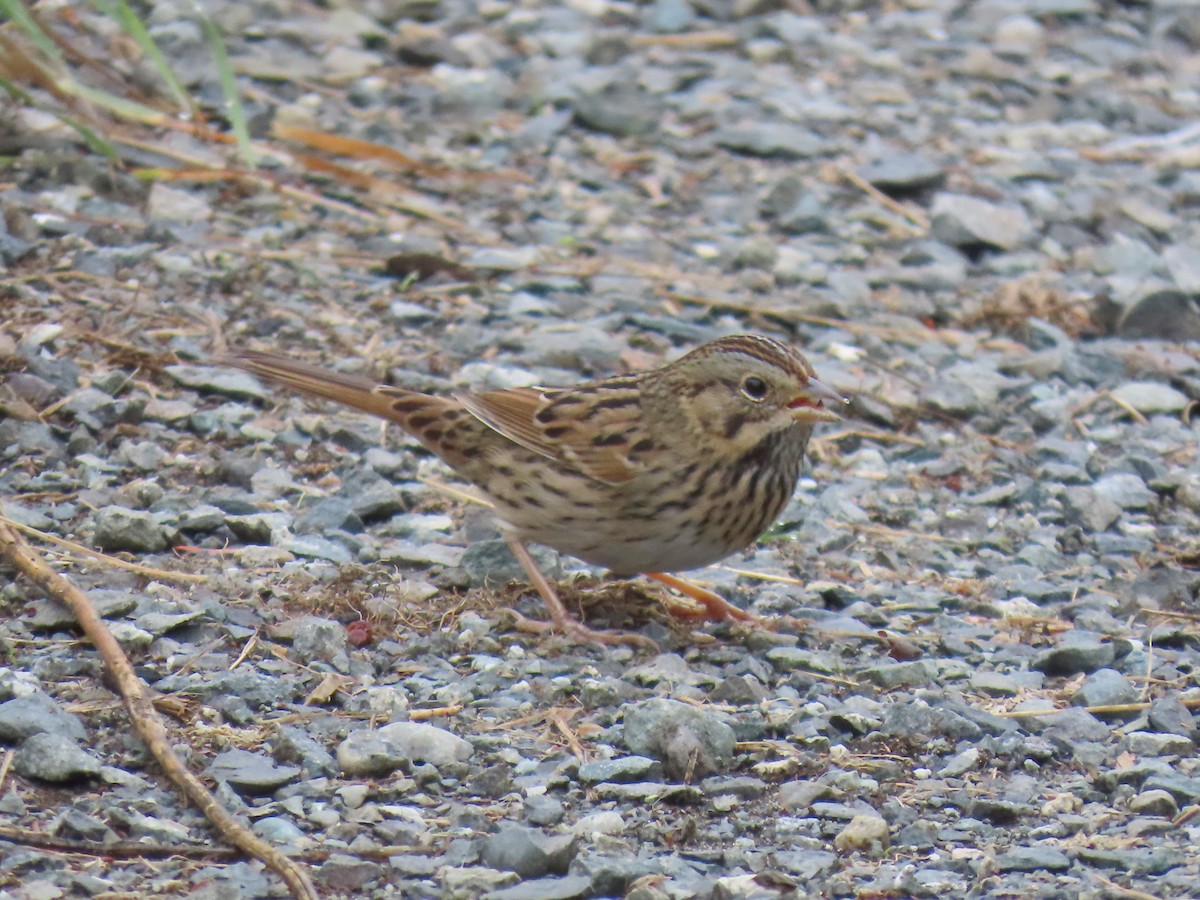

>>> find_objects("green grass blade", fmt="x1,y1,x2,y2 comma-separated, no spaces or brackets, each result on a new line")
0,77,118,161
75,82,168,124
0,0,65,66
193,4,255,166
88,0,192,114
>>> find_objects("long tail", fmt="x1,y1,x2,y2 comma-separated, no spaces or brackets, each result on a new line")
223,350,434,425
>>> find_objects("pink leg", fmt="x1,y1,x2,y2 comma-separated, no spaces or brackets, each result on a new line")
646,572,765,624
506,540,658,650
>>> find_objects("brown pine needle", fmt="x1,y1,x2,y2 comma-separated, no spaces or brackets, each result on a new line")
409,704,464,721
417,475,493,507
839,167,931,232
716,565,806,586
0,749,13,795
996,697,1200,718
0,512,207,583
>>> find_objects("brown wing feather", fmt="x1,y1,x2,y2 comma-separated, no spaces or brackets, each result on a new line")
458,383,646,485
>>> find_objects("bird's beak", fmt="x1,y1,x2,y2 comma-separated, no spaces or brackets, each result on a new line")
787,377,848,423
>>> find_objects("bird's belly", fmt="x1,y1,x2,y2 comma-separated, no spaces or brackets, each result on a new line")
483,438,800,576
504,479,783,575
514,515,737,574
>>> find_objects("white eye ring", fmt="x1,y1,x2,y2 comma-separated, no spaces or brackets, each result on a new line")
741,376,768,401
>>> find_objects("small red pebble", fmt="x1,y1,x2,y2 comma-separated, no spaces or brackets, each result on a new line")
346,620,374,647
885,633,922,661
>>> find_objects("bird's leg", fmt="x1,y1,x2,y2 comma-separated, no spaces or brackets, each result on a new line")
646,572,766,625
506,539,658,650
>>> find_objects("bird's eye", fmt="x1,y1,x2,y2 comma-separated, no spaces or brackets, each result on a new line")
741,376,768,401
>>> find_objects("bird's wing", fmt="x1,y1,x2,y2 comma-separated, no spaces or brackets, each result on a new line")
457,383,648,485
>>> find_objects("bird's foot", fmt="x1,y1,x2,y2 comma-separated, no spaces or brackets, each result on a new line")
646,572,772,627
505,606,658,650
506,539,658,651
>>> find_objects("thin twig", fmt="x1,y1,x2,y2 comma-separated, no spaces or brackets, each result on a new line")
0,513,206,583
409,704,464,721
0,749,13,795
839,167,931,231
1092,874,1166,900
0,824,437,861
995,697,1200,718
0,522,317,900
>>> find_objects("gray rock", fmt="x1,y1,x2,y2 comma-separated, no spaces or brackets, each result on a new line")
1109,381,1190,415
337,731,408,777
1118,290,1200,341
572,84,659,138
339,470,408,520
295,497,364,534
577,756,656,784
832,814,890,854
880,700,982,741
147,183,211,222
0,420,66,459
717,123,825,159
1072,668,1138,710
778,781,832,812
482,826,576,878
644,0,696,32
62,388,119,428
0,694,87,742
709,674,768,704
378,721,473,765
995,846,1071,872
858,153,944,191
993,14,1044,57
1164,243,1200,292
133,610,202,638
1061,486,1121,532
252,816,306,842
166,365,267,401
207,748,302,794
338,721,473,776
462,540,560,588
24,590,138,631
764,647,842,675
442,867,520,899
969,672,1020,697
622,698,736,780
861,660,937,690
390,854,438,877
291,616,349,663
569,853,663,897
1042,707,1112,745
177,504,227,532
51,808,119,842
1033,632,1116,675
1142,772,1200,805
92,506,169,552
317,853,384,891
1148,695,1197,737
931,193,1034,250
279,534,354,564
525,795,565,826
940,747,981,777
1093,473,1156,511
1129,789,1178,818
700,775,767,799
482,875,593,900
14,733,101,782
1076,847,1185,876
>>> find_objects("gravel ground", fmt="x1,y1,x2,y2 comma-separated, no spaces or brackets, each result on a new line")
3,0,1200,897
